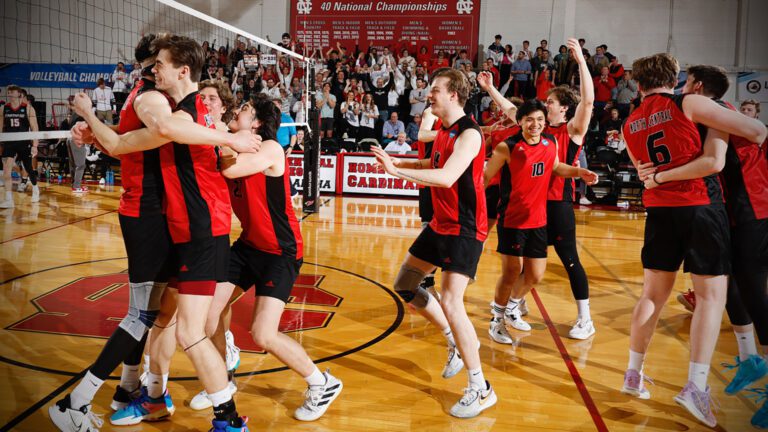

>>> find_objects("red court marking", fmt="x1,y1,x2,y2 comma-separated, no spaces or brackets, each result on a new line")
0,210,116,244
530,288,609,432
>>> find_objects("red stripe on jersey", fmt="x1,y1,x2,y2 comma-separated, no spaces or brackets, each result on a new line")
498,132,558,229
545,123,582,201
723,137,768,223
487,126,520,187
160,92,231,244
623,93,723,207
428,115,488,241
228,158,303,259
117,79,170,217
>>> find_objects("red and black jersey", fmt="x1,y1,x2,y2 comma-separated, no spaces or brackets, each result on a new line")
117,79,172,217
497,132,558,229
545,122,582,201
429,115,488,241
160,91,231,244
487,125,520,187
623,93,723,207
3,103,30,134
706,100,768,224
415,118,442,189
228,158,303,260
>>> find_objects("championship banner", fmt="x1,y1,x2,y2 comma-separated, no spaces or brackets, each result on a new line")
291,0,480,59
289,153,337,193
341,154,419,196
738,72,768,102
0,63,128,88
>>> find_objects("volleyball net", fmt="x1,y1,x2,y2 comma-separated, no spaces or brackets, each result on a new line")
0,0,313,143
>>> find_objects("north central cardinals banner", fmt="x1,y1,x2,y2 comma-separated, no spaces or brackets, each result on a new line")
291,0,480,59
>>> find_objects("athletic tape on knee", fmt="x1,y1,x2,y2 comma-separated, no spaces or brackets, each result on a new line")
119,281,162,341
394,265,430,308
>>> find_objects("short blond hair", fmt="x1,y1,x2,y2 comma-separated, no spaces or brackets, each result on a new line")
632,53,679,91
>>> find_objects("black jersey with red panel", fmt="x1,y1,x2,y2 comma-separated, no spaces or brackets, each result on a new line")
429,115,488,241
228,159,303,260
497,132,558,229
545,122,581,202
487,125,520,187
705,100,768,224
117,79,173,217
623,93,723,207
3,103,30,135
160,91,231,244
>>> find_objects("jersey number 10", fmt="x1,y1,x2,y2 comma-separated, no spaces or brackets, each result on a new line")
531,162,545,177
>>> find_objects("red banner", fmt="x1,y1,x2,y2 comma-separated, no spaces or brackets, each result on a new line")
291,0,481,59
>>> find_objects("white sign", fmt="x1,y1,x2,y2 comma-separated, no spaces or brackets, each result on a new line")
261,54,277,66
738,71,768,102
288,154,336,192
341,155,419,196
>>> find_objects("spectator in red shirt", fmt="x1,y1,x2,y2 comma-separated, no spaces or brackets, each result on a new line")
431,49,450,72
593,66,615,121
416,45,431,67
481,100,502,126
607,54,624,82
536,68,555,101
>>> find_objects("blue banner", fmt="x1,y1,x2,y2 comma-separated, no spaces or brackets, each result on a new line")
0,63,132,88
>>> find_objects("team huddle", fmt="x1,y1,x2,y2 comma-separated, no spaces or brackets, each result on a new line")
42,33,767,432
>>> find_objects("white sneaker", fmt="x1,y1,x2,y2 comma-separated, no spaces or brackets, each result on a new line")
225,330,241,371
579,196,592,205
99,177,106,187
17,181,27,192
442,344,464,378
49,395,104,431
488,318,514,344
519,298,529,316
189,380,238,411
294,369,343,421
504,304,531,331
31,185,40,203
568,318,596,340
449,381,497,418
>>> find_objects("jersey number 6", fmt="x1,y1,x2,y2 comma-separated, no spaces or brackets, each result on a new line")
646,131,671,166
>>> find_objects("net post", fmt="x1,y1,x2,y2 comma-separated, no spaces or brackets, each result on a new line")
302,62,321,213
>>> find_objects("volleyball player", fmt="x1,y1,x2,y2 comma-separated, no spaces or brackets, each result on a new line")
71,34,257,431
483,99,597,340
620,53,766,428
1,84,40,208
414,106,441,300
636,65,768,427
372,68,496,418
49,35,175,432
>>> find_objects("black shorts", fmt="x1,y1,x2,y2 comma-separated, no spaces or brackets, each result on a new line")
418,187,433,223
1,141,31,159
119,213,175,283
497,225,548,258
320,118,335,132
732,218,768,272
642,204,731,275
408,225,483,279
546,200,576,245
228,239,302,303
486,185,500,220
174,234,230,295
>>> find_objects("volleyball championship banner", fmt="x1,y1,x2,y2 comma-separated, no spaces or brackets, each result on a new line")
291,0,480,58
0,63,123,88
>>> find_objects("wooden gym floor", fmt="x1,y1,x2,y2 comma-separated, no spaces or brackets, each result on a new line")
0,182,760,431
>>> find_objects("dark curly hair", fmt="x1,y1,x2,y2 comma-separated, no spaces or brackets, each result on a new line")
199,80,236,124
248,93,281,142
516,99,547,122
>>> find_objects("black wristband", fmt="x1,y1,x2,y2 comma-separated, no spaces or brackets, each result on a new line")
653,172,663,185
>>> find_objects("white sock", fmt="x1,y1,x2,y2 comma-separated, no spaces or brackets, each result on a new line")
208,386,232,407
628,350,645,373
304,367,326,387
443,327,456,347
688,361,709,391
490,301,505,320
4,191,11,201
507,298,522,315
143,354,150,371
576,299,591,321
120,363,141,392
734,329,758,361
468,367,485,390
70,371,104,409
147,372,168,399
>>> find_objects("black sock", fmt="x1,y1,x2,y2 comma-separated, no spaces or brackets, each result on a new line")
213,399,240,426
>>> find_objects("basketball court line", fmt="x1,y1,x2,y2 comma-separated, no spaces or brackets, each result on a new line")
0,209,117,245
530,287,609,432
